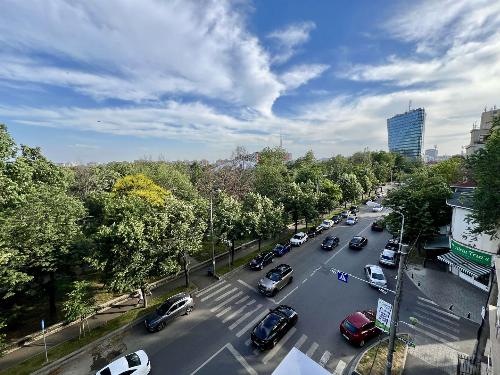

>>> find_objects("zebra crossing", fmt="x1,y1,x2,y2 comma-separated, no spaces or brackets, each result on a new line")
194,280,348,373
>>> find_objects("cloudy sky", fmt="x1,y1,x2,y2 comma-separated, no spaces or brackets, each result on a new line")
1,0,499,163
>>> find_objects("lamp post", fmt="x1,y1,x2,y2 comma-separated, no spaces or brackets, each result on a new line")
385,210,406,375
209,189,220,279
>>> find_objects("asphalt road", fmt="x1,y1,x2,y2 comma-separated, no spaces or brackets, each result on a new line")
60,203,478,375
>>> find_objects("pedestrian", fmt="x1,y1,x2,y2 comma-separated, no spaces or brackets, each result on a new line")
136,288,144,307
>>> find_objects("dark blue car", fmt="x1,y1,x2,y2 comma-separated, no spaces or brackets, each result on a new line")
273,243,292,257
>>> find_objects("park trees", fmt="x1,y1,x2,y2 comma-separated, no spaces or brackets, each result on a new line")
63,281,96,338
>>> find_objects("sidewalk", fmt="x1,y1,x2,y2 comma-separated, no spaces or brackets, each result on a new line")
0,234,275,372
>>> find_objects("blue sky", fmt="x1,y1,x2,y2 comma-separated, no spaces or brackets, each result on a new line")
1,0,499,163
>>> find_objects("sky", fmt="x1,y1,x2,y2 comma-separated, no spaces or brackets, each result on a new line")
0,0,499,163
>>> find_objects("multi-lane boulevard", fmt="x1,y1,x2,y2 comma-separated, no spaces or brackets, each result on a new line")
61,205,478,375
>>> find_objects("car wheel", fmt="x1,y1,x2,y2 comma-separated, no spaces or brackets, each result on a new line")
260,265,264,270
185,306,193,315
272,289,277,297
359,340,365,347
159,321,166,331
273,338,279,348
288,276,293,284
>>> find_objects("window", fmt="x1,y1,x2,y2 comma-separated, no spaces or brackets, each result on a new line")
177,300,186,308
363,322,375,331
125,353,141,367
99,368,112,375
119,370,137,375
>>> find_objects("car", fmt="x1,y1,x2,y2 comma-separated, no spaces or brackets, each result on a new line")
307,225,323,238
350,205,359,213
385,239,400,251
272,243,292,257
340,310,380,347
379,249,397,267
258,264,293,296
321,219,334,229
372,206,383,212
144,293,194,332
321,236,340,250
349,236,368,249
346,216,359,225
371,221,384,232
341,210,350,218
364,265,388,289
96,350,151,375
331,215,342,224
290,232,308,246
251,305,298,350
249,251,274,270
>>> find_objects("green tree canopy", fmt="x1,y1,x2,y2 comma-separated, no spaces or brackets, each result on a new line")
112,173,171,206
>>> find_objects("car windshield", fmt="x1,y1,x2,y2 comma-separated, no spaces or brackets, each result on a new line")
254,313,282,339
343,320,358,334
351,237,361,243
293,234,302,240
274,245,284,251
372,272,385,280
381,255,393,260
266,271,281,281
125,353,141,368
99,368,111,375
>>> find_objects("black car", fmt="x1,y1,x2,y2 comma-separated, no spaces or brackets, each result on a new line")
321,235,340,250
341,210,350,218
307,225,323,238
144,293,194,332
385,239,400,251
251,305,298,350
249,251,274,270
371,221,384,232
350,205,359,213
349,236,368,249
331,215,342,224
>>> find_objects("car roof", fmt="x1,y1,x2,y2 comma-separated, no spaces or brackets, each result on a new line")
294,232,305,236
98,350,147,374
367,265,384,273
346,312,371,328
275,264,291,272
352,236,364,240
382,249,395,256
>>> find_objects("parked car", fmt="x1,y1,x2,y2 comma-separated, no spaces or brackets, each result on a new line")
307,226,323,238
349,236,368,249
372,206,383,212
144,293,194,332
341,210,350,218
371,221,384,232
96,350,151,375
340,310,380,347
350,205,359,213
346,216,359,225
273,243,292,257
290,232,308,246
331,215,342,224
379,249,397,267
321,236,340,250
258,264,293,296
385,239,400,251
251,305,298,350
321,219,334,229
364,265,387,289
249,251,274,270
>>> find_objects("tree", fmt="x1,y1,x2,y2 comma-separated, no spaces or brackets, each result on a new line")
0,316,6,356
213,192,244,266
316,179,342,213
338,173,363,207
431,156,466,185
281,183,306,233
112,173,171,206
468,116,500,239
63,281,96,338
254,147,291,202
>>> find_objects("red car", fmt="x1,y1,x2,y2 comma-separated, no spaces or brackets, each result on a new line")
340,310,380,347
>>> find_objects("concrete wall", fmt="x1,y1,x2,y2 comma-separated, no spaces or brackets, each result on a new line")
451,207,500,254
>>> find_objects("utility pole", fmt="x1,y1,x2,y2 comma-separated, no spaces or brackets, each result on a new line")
385,212,406,375
210,192,217,278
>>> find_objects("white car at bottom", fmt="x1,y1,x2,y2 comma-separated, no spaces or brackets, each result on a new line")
96,350,151,375
290,232,308,246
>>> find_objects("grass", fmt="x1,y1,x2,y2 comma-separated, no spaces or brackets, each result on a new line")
356,336,408,375
1,285,196,375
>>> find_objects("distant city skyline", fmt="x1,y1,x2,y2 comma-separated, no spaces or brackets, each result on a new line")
387,108,426,158
1,1,500,163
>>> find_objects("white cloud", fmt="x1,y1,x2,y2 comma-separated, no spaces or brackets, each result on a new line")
267,21,316,64
280,64,329,91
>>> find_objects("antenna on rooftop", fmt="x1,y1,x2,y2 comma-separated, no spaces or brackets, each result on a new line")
279,128,283,148
408,100,412,111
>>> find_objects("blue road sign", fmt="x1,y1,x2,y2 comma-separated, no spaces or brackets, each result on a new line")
41,319,45,331
337,271,349,283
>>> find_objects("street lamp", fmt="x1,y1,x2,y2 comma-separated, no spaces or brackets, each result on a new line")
209,189,221,279
385,210,406,375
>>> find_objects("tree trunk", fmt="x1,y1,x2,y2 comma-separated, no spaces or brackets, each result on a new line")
141,286,148,308
183,253,190,287
305,219,308,229
294,220,298,233
231,241,235,267
48,271,57,319
258,238,261,252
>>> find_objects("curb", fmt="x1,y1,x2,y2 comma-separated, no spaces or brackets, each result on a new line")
31,286,199,375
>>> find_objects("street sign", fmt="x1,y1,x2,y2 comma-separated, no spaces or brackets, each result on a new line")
41,319,48,362
375,298,392,333
337,271,349,283
41,319,45,331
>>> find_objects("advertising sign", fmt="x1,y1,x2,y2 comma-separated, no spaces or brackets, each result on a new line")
451,240,492,267
375,298,392,333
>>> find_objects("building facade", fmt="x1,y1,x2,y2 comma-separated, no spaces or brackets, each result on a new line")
387,108,426,158
424,147,438,162
465,107,499,156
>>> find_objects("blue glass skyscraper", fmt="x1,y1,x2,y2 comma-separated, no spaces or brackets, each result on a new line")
387,108,426,158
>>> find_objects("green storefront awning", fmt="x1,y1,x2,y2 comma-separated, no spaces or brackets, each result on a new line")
450,239,492,267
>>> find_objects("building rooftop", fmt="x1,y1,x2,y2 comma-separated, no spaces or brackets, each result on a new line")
447,189,475,209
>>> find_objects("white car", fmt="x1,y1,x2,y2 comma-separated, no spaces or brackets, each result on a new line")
364,265,387,289
290,232,308,246
321,219,334,229
346,216,358,225
372,206,383,212
96,350,151,375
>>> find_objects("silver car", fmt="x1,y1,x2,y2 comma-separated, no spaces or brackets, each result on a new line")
144,292,194,332
379,249,397,267
364,265,387,289
258,264,293,296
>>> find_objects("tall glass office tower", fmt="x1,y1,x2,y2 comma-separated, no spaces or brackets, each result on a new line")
387,108,426,158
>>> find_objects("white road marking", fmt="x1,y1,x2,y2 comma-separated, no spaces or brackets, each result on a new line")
302,278,308,284
210,291,244,313
275,285,299,304
235,295,250,304
413,312,460,331
418,296,438,306
190,343,227,375
216,306,232,318
416,320,460,340
226,343,258,375
195,280,227,297
333,360,346,375
236,310,269,338
319,351,331,367
229,304,263,331
413,310,460,326
223,300,256,323
237,279,256,291
416,301,460,320
325,222,372,264
293,334,307,350
306,342,319,357
200,284,232,302
262,327,297,364
310,266,321,277
411,325,460,350
214,287,238,302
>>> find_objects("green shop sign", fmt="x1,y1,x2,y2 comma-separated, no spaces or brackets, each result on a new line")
451,240,492,267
